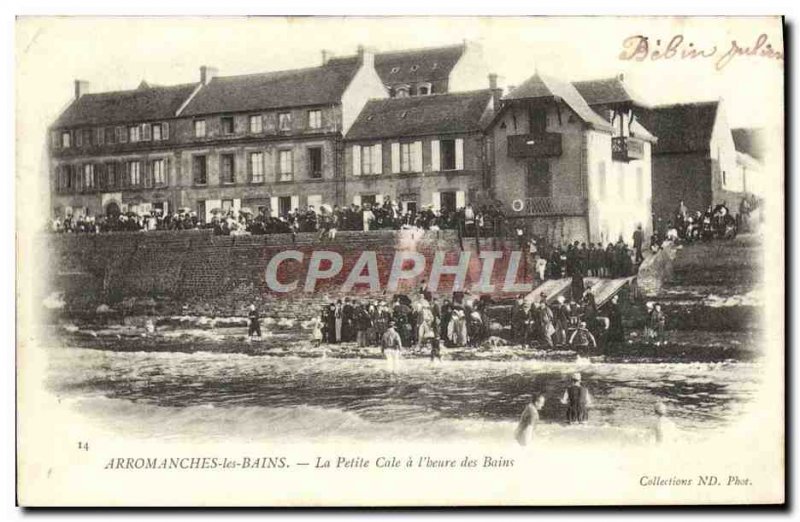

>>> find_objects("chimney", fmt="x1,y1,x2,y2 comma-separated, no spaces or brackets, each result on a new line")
488,73,502,109
200,65,218,86
357,44,374,69
74,80,90,100
321,49,334,66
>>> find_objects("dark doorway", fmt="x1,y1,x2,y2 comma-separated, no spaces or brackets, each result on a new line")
440,191,457,213
105,202,120,218
278,196,292,217
530,107,547,134
526,160,551,198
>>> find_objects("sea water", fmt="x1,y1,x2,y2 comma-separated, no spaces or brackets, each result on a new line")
44,345,761,446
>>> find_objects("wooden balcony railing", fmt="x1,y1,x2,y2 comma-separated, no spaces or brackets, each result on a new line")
507,132,562,158
611,136,645,162
511,196,587,216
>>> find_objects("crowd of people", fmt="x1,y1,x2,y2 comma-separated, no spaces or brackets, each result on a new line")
307,290,495,354
49,198,511,238
523,234,641,283
651,195,761,247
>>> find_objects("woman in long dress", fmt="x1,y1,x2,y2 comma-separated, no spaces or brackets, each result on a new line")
448,306,468,347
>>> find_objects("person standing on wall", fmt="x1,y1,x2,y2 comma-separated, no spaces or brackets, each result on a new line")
633,224,645,265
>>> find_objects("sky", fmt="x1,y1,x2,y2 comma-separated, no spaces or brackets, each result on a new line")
15,16,784,213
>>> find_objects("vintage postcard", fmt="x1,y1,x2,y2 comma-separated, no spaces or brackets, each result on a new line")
15,16,784,506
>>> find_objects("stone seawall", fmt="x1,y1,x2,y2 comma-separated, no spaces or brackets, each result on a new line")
40,230,528,322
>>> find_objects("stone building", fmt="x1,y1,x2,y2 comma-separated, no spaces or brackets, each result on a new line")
637,100,748,220
48,80,200,218
487,73,656,246
343,83,499,213
47,48,387,220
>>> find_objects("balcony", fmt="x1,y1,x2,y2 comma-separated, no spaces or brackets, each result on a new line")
507,133,562,158
611,136,645,162
511,196,587,216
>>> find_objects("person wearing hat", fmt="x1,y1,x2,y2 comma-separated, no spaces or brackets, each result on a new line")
560,372,592,424
551,295,570,347
382,320,403,369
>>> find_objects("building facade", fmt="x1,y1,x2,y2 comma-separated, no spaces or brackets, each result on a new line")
638,100,749,220
48,48,388,220
488,73,655,245
343,87,497,212
326,42,489,98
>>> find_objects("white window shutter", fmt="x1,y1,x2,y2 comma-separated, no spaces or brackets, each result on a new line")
375,194,383,207
233,199,241,213
432,192,441,211
290,195,299,211
455,138,464,170
352,145,361,176
270,197,279,217
353,194,361,206
412,141,423,172
391,142,400,173
431,140,440,172
456,190,466,208
162,122,169,140
373,144,383,174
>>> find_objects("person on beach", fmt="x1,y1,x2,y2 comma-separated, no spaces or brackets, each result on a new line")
551,296,570,347
333,300,344,343
652,401,677,444
560,372,592,424
568,321,597,352
643,301,655,341
309,315,323,347
651,303,666,344
515,394,546,446
382,320,403,371
606,295,625,343
247,304,262,338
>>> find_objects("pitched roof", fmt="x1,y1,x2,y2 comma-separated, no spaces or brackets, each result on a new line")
503,73,612,131
53,83,199,128
731,128,766,161
345,89,493,141
181,61,361,116
328,44,465,86
572,77,648,107
636,102,719,154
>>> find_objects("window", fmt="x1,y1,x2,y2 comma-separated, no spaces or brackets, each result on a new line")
193,155,207,185
308,147,323,179
308,110,322,129
83,164,95,190
105,162,117,188
278,112,292,132
153,159,166,186
221,154,235,184
127,161,141,186
141,123,152,141
105,127,116,144
440,191,457,213
61,131,71,148
128,125,140,143
395,86,410,98
81,129,93,147
530,108,547,134
279,150,293,181
194,120,206,138
722,170,727,188
249,152,264,183
152,123,162,141
360,144,382,175
221,117,234,135
440,139,456,170
400,143,412,172
249,115,263,134
417,83,431,96
390,67,400,74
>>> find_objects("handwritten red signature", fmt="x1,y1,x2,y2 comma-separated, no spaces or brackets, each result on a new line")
619,34,783,70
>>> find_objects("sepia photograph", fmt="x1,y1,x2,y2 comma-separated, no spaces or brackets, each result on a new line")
14,14,785,507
